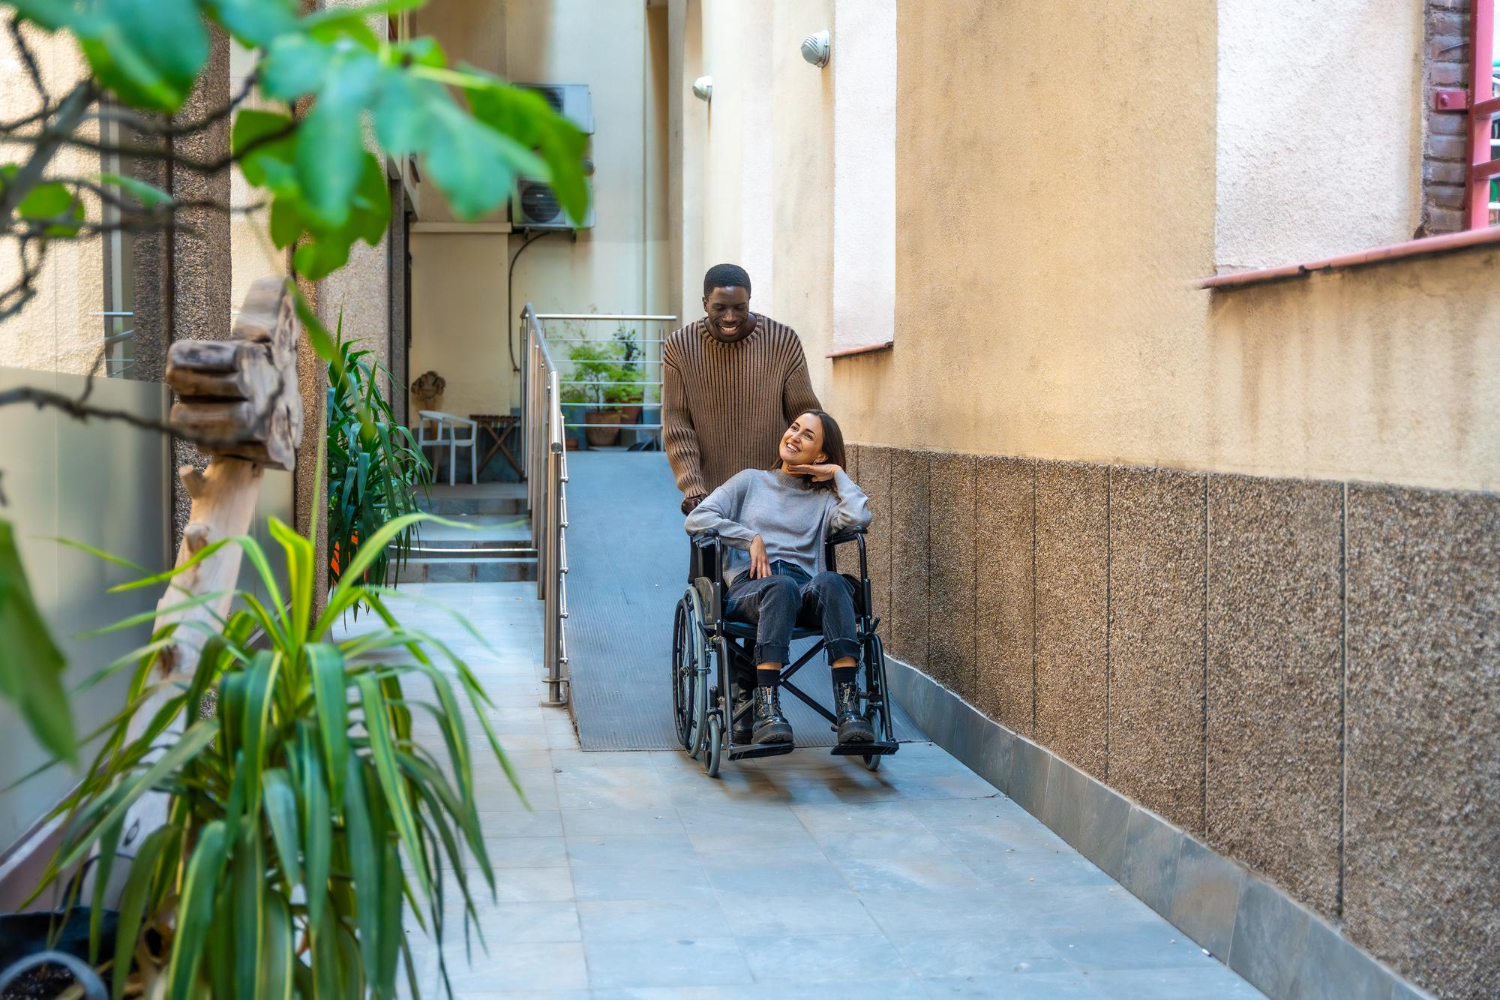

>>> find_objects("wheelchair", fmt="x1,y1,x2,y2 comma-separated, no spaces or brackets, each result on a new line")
671,525,899,777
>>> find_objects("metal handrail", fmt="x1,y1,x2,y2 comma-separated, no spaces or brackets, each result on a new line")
532,311,677,444
522,304,571,707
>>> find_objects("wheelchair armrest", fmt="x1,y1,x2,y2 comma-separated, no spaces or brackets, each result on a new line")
827,525,868,546
688,529,727,586
691,528,721,548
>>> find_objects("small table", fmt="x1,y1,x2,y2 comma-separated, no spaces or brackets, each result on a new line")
470,414,524,479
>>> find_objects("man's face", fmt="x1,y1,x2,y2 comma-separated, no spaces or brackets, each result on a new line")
703,286,751,340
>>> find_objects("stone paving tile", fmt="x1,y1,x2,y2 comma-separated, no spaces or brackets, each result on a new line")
584,938,752,990
361,581,1263,999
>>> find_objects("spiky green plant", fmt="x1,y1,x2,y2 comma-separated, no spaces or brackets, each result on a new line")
20,504,517,999
328,313,431,592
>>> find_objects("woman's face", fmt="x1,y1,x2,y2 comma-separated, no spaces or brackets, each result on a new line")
779,413,826,466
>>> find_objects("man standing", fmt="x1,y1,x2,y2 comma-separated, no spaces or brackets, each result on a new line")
663,263,821,514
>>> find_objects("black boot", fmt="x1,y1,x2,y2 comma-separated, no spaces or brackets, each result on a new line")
730,682,754,745
834,681,874,745
752,687,793,745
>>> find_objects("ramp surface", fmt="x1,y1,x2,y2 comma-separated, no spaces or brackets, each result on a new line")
566,450,922,750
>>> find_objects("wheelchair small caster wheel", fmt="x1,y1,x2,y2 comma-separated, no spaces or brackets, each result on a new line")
703,717,723,778
861,751,881,772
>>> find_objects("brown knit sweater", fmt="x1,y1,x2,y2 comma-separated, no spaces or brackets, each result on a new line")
662,315,821,504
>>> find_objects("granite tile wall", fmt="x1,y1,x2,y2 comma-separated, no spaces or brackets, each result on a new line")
974,457,1035,736
926,453,977,698
856,446,893,625
1108,467,1207,833
888,449,931,671
1344,485,1500,999
1033,462,1109,780
1205,476,1343,916
855,442,1498,1000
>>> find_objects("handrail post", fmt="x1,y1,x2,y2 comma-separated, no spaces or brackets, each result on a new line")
542,366,567,707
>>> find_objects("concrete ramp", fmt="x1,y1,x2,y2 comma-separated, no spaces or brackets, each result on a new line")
565,450,921,750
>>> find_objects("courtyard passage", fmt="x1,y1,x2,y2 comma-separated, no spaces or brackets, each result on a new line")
343,454,1266,998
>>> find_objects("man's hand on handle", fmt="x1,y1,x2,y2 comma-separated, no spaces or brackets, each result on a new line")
749,535,771,579
681,493,706,515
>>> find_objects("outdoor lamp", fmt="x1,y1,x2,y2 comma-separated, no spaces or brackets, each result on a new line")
692,76,712,101
800,30,831,68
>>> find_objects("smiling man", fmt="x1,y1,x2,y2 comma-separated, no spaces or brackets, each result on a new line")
662,263,821,515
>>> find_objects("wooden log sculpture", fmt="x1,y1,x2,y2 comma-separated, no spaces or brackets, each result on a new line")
151,277,303,680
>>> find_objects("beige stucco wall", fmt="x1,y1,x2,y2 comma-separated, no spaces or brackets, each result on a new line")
0,26,109,377
409,231,511,417
1215,0,1423,272
819,0,1498,493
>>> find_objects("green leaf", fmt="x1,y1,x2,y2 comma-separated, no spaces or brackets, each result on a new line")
16,181,85,236
342,755,382,991
80,0,209,113
306,643,348,808
89,817,124,962
259,32,331,101
377,838,402,995
232,823,265,1000
262,767,303,888
233,110,300,192
357,673,428,897
53,721,218,875
204,0,299,47
262,893,295,1000
0,520,75,763
167,819,230,1000
297,49,379,227
112,824,175,1000
299,728,332,929
465,77,589,222
241,650,282,805
98,171,172,209
421,100,537,219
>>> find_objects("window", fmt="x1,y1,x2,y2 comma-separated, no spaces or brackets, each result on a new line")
1466,0,1499,228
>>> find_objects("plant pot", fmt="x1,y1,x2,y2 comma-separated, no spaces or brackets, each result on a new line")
584,409,624,448
0,909,117,998
618,405,643,425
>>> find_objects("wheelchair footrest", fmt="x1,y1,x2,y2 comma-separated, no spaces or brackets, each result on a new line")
830,740,899,757
727,742,796,761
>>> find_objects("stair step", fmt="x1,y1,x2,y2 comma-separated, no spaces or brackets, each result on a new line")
393,557,538,584
418,496,526,516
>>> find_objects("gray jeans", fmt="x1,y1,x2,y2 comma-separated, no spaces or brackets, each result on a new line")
725,562,860,668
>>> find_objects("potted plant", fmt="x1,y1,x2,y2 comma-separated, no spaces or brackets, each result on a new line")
329,317,431,590
12,504,516,998
610,326,647,430
562,341,634,448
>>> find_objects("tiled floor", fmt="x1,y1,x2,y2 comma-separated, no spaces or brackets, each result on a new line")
348,582,1263,999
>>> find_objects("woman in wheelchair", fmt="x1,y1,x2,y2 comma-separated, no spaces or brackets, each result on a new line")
684,409,872,748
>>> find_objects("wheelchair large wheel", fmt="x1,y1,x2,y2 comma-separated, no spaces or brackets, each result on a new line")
672,589,709,757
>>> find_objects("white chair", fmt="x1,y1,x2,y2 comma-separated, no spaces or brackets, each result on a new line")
417,410,478,485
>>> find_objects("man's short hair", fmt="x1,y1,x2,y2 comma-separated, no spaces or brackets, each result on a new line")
703,263,751,297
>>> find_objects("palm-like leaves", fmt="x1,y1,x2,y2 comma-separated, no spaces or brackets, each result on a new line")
25,512,511,999
328,313,431,594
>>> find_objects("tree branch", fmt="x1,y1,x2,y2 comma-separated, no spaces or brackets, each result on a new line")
92,72,260,139
0,80,96,232
6,119,297,175
9,16,48,109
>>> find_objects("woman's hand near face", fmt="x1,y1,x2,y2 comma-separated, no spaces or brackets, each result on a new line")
787,463,840,483
749,535,771,579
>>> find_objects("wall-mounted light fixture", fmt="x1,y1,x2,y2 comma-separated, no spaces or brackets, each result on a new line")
692,76,713,101
800,30,831,68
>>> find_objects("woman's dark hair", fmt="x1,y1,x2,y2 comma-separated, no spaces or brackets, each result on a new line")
774,409,848,491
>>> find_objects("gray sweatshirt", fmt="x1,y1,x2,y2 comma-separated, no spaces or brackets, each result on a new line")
684,468,872,583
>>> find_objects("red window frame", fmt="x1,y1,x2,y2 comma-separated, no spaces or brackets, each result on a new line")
1467,0,1498,229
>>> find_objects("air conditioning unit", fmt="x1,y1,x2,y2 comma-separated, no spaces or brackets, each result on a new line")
516,83,593,134
513,177,595,230
512,83,595,230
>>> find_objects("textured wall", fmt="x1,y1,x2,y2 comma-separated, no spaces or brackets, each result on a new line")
1216,0,1421,269
1344,485,1500,997
858,442,1499,999
831,0,1500,495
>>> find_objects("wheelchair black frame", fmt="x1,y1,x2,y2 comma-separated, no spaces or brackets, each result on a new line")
689,525,899,764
